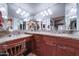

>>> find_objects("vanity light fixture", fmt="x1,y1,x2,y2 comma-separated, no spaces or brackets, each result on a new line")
44,10,48,16
24,18,30,21
2,16,8,19
43,14,45,16
24,13,30,17
47,9,52,15
24,19,27,21
70,8,77,13
0,7,5,12
40,12,43,15
40,12,45,16
16,8,22,14
40,9,52,17
21,11,26,16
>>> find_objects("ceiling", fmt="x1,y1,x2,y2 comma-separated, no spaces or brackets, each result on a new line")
7,3,65,20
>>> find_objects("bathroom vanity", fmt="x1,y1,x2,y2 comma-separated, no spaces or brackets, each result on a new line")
0,34,32,56
25,31,79,56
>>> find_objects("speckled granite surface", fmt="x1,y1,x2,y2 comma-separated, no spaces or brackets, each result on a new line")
25,31,79,40
0,34,32,44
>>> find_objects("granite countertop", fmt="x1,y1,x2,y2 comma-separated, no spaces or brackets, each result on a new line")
0,30,79,44
25,31,79,40
0,34,32,44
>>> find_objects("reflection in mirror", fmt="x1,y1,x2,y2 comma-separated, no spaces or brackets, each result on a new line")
43,24,45,28
69,19,76,30
68,18,77,33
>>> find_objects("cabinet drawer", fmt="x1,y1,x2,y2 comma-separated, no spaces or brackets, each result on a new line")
62,39,79,48
43,36,56,46
34,35,42,42
25,37,32,42
34,35,41,39
56,37,79,49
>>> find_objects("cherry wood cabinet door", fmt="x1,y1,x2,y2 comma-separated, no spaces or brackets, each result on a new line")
0,45,3,52
34,47,42,56
75,49,79,56
33,35,44,55
44,44,57,56
42,36,57,56
33,34,77,56
57,45,75,56
33,35,57,56
38,44,47,56
56,46,63,56
34,42,43,55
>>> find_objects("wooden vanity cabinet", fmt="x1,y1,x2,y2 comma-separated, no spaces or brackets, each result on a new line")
75,49,79,56
56,37,75,56
0,36,32,56
33,35,57,56
0,45,3,52
56,45,75,56
32,35,44,55
42,36,57,56
32,34,45,55
33,34,79,56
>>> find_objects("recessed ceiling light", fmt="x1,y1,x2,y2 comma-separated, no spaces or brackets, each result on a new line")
16,8,22,14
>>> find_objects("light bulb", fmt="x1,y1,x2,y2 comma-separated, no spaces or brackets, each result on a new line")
16,8,22,14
